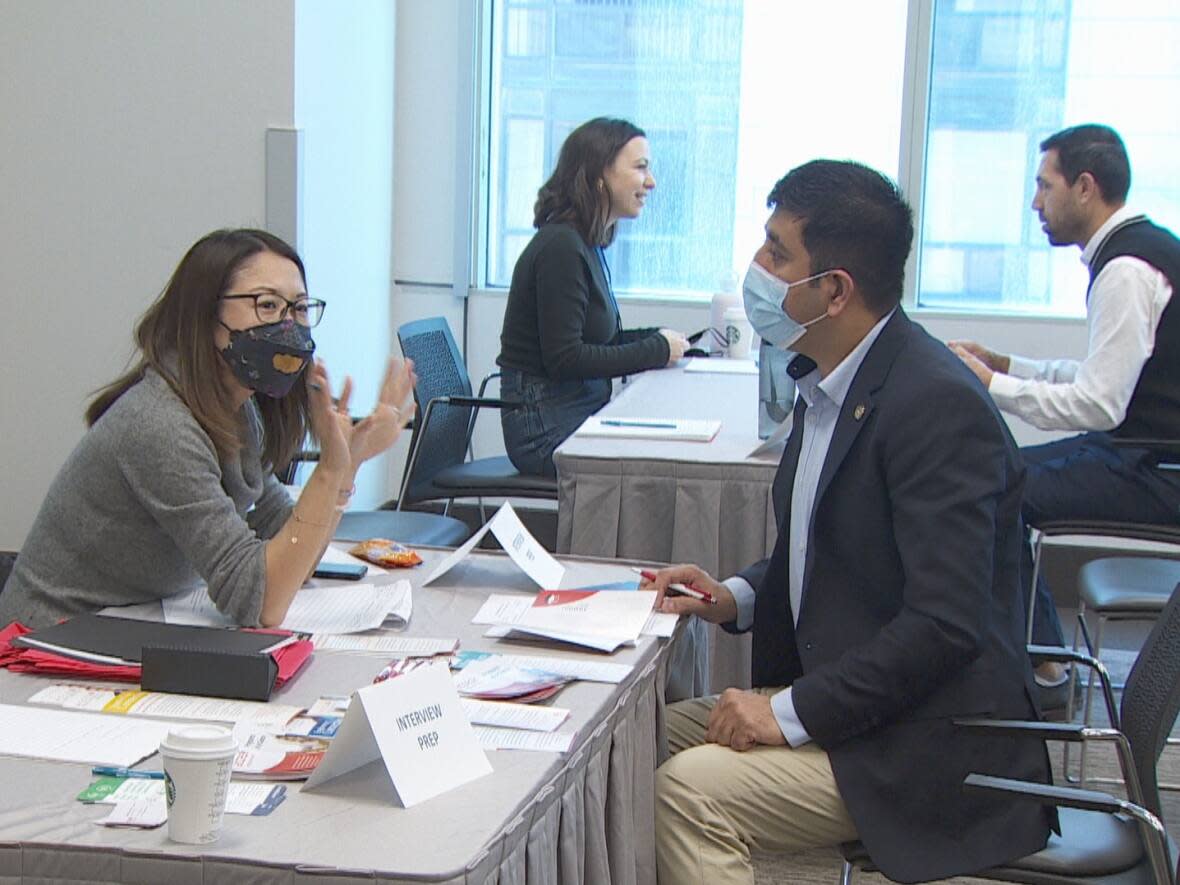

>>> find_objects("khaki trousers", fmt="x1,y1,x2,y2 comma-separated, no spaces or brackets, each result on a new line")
655,690,858,885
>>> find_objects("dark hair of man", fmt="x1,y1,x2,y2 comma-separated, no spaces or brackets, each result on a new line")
1039,124,1131,205
86,229,312,473
533,117,646,247
767,160,914,314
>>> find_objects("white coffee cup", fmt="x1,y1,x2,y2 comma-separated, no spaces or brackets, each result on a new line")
159,724,237,844
723,306,754,359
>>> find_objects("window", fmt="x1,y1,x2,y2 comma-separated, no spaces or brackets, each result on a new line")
917,0,1180,315
482,0,1180,315
484,0,907,296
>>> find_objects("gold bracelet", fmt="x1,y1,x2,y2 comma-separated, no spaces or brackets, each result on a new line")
290,509,332,543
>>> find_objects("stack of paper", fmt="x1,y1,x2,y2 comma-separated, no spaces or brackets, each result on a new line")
161,580,413,634
473,591,658,653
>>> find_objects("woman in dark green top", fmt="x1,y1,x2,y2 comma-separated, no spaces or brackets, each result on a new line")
497,117,688,477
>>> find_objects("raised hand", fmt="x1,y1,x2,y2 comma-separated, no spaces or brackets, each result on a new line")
347,357,417,468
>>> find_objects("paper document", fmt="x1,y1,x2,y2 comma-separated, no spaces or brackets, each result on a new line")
643,612,679,638
29,684,300,732
424,502,565,589
0,704,172,767
312,634,458,656
574,416,721,442
162,580,412,634
460,698,569,732
82,777,286,816
473,726,575,753
683,358,758,375
474,591,657,653
452,650,632,684
451,656,571,701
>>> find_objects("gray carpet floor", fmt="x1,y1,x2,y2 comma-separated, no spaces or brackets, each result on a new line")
749,646,1177,884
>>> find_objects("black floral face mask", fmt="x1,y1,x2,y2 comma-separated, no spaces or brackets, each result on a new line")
218,319,315,398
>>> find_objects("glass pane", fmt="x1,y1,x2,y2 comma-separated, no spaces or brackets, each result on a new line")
485,0,908,296
918,0,1180,315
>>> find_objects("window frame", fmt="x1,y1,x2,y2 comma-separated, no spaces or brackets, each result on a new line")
463,0,1100,322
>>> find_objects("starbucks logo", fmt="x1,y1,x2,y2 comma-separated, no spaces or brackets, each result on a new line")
165,771,176,807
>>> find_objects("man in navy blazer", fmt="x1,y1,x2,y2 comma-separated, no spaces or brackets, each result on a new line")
648,161,1053,884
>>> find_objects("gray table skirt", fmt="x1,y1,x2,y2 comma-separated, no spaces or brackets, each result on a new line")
0,653,666,885
556,456,780,693
0,548,681,885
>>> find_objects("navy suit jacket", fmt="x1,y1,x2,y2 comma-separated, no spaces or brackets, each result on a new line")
740,310,1053,882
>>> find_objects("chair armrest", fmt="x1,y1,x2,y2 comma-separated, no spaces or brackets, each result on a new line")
1027,644,1100,670
476,371,502,399
439,395,516,411
963,773,1128,815
954,718,1086,742
963,773,1174,884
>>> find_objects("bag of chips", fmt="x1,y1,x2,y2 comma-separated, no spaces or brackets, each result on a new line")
348,538,423,568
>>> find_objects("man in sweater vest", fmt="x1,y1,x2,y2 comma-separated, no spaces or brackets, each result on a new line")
952,124,1180,703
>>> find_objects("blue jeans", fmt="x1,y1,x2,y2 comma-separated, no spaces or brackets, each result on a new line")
500,369,611,478
1021,432,1180,645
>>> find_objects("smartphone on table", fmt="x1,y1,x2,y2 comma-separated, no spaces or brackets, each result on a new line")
312,562,368,581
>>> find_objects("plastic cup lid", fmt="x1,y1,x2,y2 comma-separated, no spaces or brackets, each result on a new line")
160,724,236,759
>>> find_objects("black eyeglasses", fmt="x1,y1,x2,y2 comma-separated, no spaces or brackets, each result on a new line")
220,293,327,328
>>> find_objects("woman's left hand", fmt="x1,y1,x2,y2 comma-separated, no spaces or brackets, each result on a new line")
347,357,417,468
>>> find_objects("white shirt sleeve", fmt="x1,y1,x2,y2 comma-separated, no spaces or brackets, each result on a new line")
989,257,1173,431
724,576,756,631
722,575,813,745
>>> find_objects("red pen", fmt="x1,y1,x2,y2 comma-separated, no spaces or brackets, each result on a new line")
631,567,717,605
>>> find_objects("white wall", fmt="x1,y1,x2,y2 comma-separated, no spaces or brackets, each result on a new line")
0,0,296,549
0,2,1093,549
294,0,396,508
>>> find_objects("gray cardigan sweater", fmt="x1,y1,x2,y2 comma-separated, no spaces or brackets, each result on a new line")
0,368,293,628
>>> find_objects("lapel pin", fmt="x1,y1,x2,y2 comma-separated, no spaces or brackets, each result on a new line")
853,403,866,421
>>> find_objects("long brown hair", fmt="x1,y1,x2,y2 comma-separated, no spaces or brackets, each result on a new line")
86,229,312,472
533,117,646,247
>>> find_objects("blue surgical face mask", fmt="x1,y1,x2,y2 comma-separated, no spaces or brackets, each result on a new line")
741,260,832,349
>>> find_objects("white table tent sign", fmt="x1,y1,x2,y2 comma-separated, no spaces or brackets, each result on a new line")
302,664,491,807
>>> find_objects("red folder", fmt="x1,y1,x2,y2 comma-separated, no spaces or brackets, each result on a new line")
0,621,313,687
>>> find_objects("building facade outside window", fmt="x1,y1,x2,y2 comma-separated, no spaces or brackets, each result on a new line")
483,0,1180,316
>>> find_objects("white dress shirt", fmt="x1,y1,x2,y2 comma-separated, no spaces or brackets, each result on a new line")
727,310,894,746
989,207,1174,431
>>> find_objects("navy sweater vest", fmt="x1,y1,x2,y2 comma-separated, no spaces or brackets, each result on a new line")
1088,218,1180,441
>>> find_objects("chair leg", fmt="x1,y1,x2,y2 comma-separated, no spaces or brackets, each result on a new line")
1062,605,1086,783
1026,528,1045,644
840,859,855,885
1079,612,1107,788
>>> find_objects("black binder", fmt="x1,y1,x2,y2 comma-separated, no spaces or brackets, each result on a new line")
13,614,287,701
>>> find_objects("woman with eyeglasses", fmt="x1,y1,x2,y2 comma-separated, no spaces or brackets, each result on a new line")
0,229,415,629
497,117,690,478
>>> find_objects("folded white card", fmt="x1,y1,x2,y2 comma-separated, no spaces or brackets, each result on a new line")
424,501,564,589
303,664,491,808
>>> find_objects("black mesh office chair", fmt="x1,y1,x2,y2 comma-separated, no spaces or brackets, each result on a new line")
395,317,557,515
1023,439,1180,646
1066,558,1180,785
840,583,1180,885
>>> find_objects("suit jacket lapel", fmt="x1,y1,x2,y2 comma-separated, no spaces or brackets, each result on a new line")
813,310,911,507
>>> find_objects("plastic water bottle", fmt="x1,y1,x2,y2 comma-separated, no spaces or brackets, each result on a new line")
708,271,740,355
758,340,796,439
